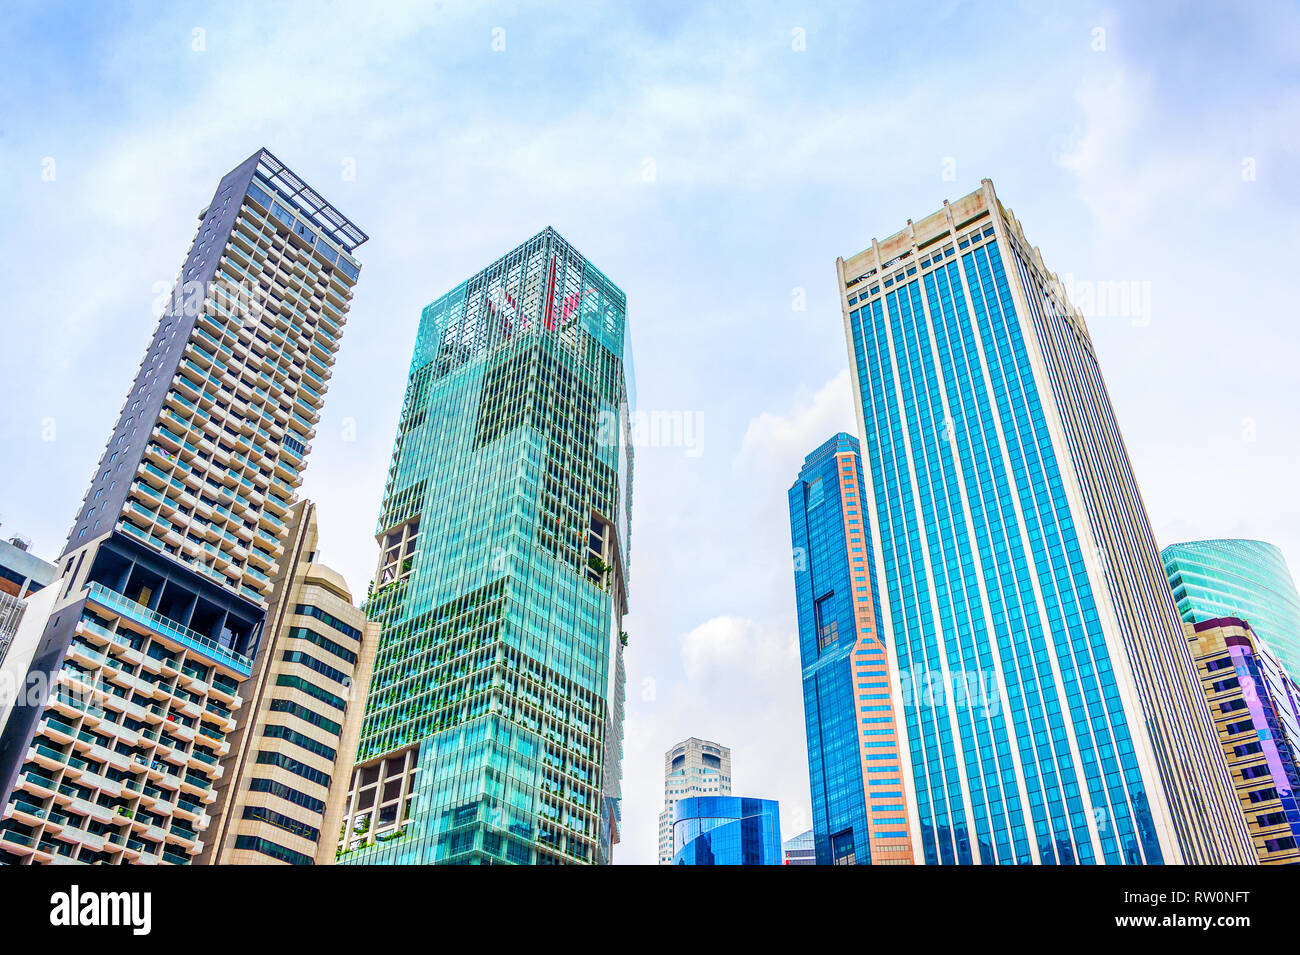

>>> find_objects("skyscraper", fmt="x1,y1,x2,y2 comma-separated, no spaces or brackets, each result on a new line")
202,500,378,865
335,227,633,865
0,535,56,667
1162,539,1300,681
782,828,816,865
834,179,1253,865
0,533,56,600
788,433,913,865
0,148,364,865
657,736,731,865
671,796,781,865
1184,618,1300,864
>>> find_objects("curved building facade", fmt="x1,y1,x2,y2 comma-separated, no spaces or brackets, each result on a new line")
673,796,781,865
1162,539,1300,680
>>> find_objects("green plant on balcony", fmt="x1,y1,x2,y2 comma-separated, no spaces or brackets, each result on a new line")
619,631,629,649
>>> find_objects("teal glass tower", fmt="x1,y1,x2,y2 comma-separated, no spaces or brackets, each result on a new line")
834,180,1254,865
1162,539,1300,680
337,228,633,865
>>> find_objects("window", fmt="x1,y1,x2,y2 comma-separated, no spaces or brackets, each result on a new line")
256,750,331,787
831,830,857,865
234,834,313,866
264,723,337,760
815,594,839,652
249,776,325,814
294,604,361,641
242,805,320,843
275,674,346,711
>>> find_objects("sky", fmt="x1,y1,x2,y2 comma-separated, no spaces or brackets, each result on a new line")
1,0,1297,864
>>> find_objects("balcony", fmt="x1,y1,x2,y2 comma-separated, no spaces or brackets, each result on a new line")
6,798,50,827
0,829,44,859
38,716,77,745
86,582,253,677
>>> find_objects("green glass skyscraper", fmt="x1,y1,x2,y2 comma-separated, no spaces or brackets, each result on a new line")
1162,539,1300,680
336,227,633,865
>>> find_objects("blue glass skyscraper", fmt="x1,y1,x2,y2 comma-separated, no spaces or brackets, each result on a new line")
834,180,1253,864
672,796,781,865
789,433,913,865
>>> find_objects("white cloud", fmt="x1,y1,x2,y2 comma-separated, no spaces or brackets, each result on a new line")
735,368,857,483
620,614,810,864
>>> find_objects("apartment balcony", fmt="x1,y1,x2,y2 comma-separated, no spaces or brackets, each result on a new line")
17,770,59,801
263,494,291,520
206,673,239,702
66,640,108,671
242,565,271,591
165,825,200,852
0,828,49,861
169,794,201,824
195,728,229,757
104,636,146,670
186,748,222,775
148,763,183,794
135,461,177,498
55,822,106,854
272,458,302,490
177,774,213,800
159,745,188,771
5,797,52,829
133,818,170,845
177,667,210,697
151,425,199,464
59,756,102,790
131,479,167,514
62,797,113,829
169,719,197,744
195,302,227,336
89,623,146,670
137,677,173,704
246,545,274,573
48,691,91,724
183,341,218,373
86,581,254,678
87,743,131,774
143,441,183,473
37,715,77,746
95,689,145,725
26,738,71,773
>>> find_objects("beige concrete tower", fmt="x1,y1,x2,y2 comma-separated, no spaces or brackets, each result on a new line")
204,501,377,864
657,737,731,864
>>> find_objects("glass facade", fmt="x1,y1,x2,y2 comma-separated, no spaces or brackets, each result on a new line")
1162,539,1300,681
337,227,633,865
672,796,781,866
835,181,1254,864
789,432,913,865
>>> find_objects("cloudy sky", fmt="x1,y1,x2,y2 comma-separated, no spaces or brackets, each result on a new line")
1,1,1297,863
